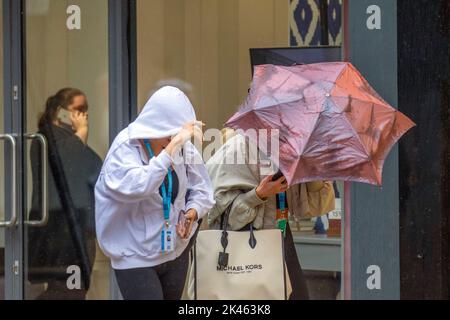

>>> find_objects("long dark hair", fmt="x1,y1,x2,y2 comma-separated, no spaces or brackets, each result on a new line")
38,88,87,132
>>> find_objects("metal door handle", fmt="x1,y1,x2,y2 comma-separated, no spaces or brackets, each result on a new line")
0,134,17,228
25,133,49,227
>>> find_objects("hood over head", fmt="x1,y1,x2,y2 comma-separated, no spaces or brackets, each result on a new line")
128,86,196,140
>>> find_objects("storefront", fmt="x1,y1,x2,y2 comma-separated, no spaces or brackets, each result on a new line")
0,0,447,300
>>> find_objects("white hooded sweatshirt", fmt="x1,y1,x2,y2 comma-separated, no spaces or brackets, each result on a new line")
95,86,215,270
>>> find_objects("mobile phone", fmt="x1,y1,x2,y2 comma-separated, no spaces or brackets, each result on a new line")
57,108,73,126
271,169,284,181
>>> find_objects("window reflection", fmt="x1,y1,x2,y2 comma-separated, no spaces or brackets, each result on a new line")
27,89,102,300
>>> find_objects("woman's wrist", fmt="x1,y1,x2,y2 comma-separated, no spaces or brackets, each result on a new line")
75,126,88,144
255,186,268,200
165,136,183,156
187,208,198,221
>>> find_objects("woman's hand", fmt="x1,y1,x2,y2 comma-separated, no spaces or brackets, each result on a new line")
176,121,204,144
176,209,198,239
165,121,204,156
255,175,289,200
184,209,198,239
71,111,89,144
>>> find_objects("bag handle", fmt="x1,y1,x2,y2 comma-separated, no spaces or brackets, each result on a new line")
218,193,258,268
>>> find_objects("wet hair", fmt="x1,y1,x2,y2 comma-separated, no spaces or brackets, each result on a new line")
38,88,87,132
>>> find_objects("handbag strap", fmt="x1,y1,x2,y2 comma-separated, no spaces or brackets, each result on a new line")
219,194,237,232
218,192,258,268
219,194,238,255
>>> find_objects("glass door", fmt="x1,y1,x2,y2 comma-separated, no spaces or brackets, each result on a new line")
1,0,20,300
0,0,5,300
23,0,110,300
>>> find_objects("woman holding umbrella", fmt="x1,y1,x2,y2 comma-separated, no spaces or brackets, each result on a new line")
213,62,414,300
206,128,335,300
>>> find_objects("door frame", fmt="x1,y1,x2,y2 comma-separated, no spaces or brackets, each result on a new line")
107,0,137,300
2,0,25,300
1,0,136,300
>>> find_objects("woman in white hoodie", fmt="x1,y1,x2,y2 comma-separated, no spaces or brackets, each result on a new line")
95,86,215,300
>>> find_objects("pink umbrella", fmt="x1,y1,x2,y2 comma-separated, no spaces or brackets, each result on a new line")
226,62,416,186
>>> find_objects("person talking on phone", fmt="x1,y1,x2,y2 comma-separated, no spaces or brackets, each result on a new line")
28,88,103,299
95,86,215,300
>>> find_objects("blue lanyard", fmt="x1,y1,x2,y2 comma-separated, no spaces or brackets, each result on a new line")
144,140,173,222
277,192,287,211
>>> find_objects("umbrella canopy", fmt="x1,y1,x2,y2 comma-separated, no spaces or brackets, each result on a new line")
226,62,415,186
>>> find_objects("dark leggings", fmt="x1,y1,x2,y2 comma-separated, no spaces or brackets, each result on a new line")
284,224,310,300
114,246,190,300
115,220,202,300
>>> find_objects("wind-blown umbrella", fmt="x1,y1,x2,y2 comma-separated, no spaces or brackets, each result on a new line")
226,62,415,186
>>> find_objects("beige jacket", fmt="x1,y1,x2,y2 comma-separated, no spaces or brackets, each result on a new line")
206,134,335,231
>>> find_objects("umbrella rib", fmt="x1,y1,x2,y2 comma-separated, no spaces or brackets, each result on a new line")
345,115,371,158
298,95,372,160
331,92,390,110
332,71,390,107
249,68,312,109
330,97,372,159
331,95,395,113
270,71,296,94
338,63,389,105
328,62,350,85
246,97,315,115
